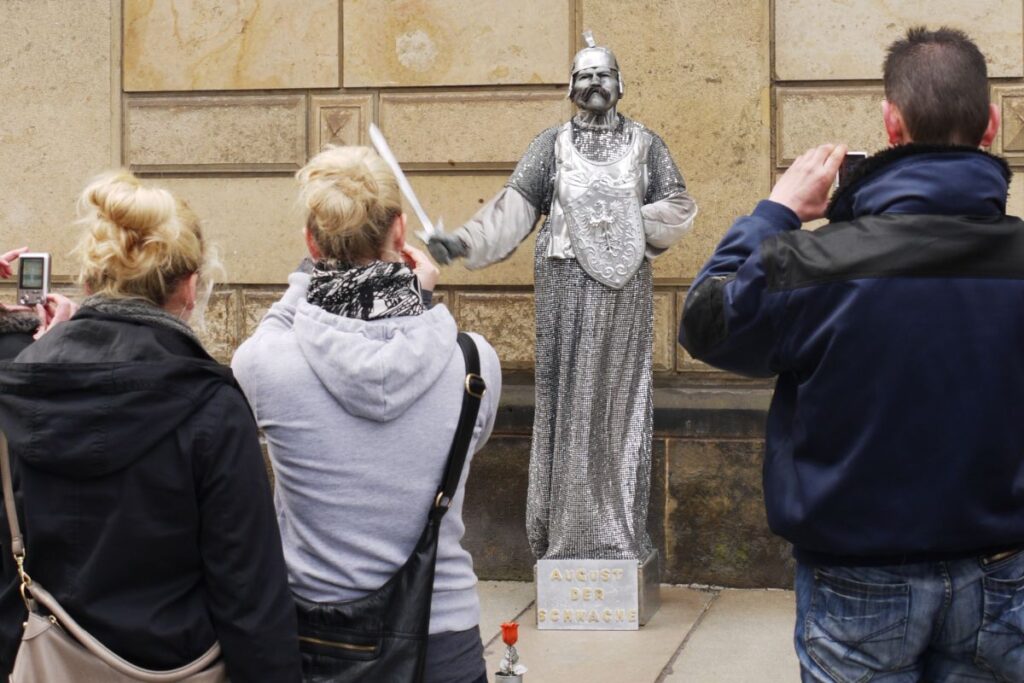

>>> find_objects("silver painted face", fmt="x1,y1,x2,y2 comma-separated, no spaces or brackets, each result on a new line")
571,65,620,114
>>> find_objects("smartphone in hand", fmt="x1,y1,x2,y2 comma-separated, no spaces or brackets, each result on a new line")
836,151,868,189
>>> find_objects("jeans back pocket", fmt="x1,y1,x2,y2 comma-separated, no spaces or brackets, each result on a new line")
805,570,911,683
975,549,1024,683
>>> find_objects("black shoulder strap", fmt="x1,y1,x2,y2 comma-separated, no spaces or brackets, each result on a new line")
431,333,486,520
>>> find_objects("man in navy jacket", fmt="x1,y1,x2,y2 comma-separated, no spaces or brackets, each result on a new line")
681,27,1024,681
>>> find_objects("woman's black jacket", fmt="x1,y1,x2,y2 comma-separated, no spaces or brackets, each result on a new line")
0,307,300,681
0,311,36,361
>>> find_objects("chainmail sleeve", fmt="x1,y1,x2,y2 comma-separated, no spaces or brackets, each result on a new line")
506,125,560,214
644,131,687,204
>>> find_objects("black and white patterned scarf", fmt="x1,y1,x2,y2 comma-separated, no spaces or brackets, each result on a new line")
307,260,424,320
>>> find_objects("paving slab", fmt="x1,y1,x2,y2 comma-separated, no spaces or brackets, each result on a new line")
663,589,799,682
477,580,536,647
483,585,713,682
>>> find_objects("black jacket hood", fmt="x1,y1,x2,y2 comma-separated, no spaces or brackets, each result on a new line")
0,308,236,478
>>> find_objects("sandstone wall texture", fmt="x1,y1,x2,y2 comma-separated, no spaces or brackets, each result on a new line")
3,0,1022,586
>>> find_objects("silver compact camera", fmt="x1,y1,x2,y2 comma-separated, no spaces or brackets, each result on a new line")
17,252,50,306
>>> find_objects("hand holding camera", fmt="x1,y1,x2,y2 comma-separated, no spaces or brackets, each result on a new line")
1,248,77,339
769,144,848,223
33,293,77,340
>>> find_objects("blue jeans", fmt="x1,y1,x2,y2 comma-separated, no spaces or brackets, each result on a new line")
794,550,1024,682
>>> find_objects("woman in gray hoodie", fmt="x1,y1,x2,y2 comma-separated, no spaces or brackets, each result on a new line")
232,146,502,683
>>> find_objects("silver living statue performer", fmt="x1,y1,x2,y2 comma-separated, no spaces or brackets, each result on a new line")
429,32,697,561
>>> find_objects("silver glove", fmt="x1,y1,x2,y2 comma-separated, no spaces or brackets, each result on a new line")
427,233,468,265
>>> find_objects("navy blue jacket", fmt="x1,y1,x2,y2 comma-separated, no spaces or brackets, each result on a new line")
680,145,1024,564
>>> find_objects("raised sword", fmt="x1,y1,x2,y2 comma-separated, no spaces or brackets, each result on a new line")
368,123,442,243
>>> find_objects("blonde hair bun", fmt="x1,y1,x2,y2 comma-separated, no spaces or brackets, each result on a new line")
81,170,178,238
75,170,213,307
297,146,402,262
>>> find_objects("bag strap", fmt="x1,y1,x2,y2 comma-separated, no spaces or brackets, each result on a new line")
0,432,222,680
431,333,486,520
1,434,23,559
1,433,33,610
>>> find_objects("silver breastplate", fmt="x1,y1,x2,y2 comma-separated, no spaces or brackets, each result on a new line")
548,121,651,289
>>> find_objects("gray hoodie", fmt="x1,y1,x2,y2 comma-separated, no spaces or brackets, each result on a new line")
232,272,502,634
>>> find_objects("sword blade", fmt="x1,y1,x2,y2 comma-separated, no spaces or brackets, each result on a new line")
368,123,437,240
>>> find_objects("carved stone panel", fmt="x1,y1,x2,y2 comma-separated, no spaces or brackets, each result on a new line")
653,291,675,372
775,0,1024,80
379,92,570,169
124,0,340,91
195,290,241,364
992,86,1024,160
456,292,535,370
125,95,307,174
776,87,886,166
242,288,286,339
309,94,375,156
342,0,572,87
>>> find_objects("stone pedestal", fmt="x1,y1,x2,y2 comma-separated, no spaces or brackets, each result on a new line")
535,551,661,630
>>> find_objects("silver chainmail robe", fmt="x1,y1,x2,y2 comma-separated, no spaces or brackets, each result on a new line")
456,113,695,560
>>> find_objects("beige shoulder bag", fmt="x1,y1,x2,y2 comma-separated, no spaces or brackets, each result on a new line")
1,433,228,682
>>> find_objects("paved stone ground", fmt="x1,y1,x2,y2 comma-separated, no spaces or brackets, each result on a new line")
478,582,800,682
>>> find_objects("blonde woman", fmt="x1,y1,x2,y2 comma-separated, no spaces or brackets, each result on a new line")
0,171,300,681
232,146,501,683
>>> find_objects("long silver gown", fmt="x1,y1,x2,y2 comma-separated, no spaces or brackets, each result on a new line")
456,113,696,560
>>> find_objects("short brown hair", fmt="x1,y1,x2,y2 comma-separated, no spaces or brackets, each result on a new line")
883,26,990,146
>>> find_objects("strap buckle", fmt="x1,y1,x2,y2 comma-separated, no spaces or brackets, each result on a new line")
434,491,453,510
464,374,485,399
15,553,32,610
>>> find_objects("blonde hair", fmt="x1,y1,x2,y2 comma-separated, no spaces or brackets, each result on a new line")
74,170,216,309
297,146,402,262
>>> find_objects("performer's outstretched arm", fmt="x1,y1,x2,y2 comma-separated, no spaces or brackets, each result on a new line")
455,188,540,269
428,126,556,269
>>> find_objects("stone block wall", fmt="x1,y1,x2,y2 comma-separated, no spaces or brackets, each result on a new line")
1,0,770,378
3,1,1024,587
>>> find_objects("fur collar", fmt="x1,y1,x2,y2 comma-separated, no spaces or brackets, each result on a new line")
81,296,198,343
827,144,1011,220
0,310,40,336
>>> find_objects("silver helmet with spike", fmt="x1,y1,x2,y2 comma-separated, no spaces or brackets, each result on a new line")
569,30,624,98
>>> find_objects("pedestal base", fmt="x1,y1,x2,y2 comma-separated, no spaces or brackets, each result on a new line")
534,551,661,631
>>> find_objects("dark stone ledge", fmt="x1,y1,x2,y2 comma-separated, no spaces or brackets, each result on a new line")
493,385,772,438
